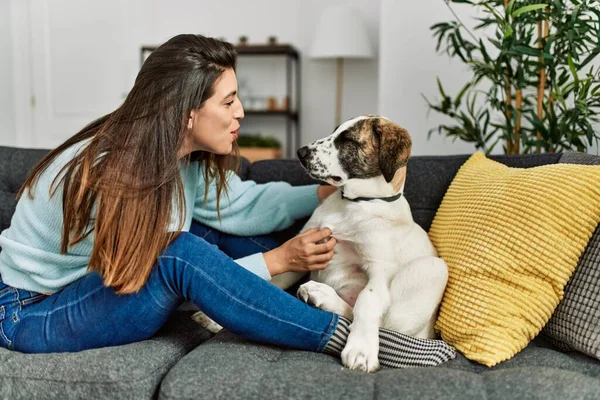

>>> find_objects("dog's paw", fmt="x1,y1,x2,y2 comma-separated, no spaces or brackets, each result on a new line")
191,311,223,334
297,281,340,312
341,327,380,372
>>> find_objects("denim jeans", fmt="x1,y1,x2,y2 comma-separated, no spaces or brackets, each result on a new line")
188,219,296,259
0,221,337,353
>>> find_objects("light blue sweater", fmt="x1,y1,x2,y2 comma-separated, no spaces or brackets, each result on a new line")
0,142,319,294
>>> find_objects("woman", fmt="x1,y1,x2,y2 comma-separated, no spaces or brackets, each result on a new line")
0,34,453,370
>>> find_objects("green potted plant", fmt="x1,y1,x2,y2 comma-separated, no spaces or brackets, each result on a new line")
425,0,600,154
237,133,283,162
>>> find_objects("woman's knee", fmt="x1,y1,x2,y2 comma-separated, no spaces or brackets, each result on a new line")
163,231,218,257
157,232,232,280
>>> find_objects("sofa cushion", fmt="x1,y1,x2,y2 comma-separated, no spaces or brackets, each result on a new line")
0,311,212,400
0,146,50,233
543,152,600,360
236,156,250,180
159,330,600,400
0,146,49,193
0,191,17,236
428,152,600,366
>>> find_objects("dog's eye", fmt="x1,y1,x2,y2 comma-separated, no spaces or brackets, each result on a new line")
334,131,360,147
343,133,361,145
331,176,342,182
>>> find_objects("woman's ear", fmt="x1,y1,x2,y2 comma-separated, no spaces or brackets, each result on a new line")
187,113,194,130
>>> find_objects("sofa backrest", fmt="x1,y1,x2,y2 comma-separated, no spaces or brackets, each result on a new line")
401,153,561,231
0,146,50,233
0,146,563,237
247,153,562,231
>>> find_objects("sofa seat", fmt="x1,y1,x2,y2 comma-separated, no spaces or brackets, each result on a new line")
2,145,598,399
0,311,212,399
159,330,600,400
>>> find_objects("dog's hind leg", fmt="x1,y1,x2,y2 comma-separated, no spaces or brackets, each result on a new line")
297,281,354,319
383,256,448,339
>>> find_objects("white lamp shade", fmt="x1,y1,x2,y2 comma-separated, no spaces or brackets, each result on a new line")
310,6,374,59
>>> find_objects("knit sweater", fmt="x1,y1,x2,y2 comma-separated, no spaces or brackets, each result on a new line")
0,141,319,294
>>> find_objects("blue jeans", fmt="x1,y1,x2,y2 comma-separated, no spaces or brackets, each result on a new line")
0,221,337,353
188,219,295,259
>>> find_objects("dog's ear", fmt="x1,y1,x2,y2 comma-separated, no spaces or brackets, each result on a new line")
373,119,412,183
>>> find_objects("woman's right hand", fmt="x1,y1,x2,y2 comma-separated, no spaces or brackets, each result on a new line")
264,228,337,276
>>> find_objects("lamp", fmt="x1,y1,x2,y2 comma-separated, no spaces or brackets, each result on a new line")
310,6,374,127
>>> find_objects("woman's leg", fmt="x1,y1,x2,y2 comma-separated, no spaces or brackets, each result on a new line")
1,231,456,370
188,219,303,259
1,232,337,353
188,220,310,294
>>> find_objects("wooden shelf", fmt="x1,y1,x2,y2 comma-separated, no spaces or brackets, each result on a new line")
245,110,298,120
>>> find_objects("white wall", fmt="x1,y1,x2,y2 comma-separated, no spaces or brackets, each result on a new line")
2,0,379,150
3,0,599,155
379,0,494,156
0,0,16,146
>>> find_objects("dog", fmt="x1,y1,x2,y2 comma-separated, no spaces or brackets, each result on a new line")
282,115,448,372
194,115,448,372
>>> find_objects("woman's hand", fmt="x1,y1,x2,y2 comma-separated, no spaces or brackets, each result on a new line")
317,185,337,202
264,228,337,276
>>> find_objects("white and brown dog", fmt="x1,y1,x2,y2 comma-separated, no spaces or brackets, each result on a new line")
193,115,448,372
272,115,449,372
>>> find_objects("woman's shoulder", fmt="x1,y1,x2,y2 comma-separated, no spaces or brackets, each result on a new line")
40,139,91,181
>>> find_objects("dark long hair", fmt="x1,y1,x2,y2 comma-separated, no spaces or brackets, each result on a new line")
17,34,238,294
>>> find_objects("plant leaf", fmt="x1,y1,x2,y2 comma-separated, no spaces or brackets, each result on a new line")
511,45,543,57
437,77,447,98
512,3,548,18
507,0,516,16
454,81,473,108
567,53,580,86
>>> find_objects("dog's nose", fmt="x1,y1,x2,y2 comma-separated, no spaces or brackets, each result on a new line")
297,146,310,160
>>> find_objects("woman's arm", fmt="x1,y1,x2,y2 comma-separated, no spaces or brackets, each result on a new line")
193,170,333,236
316,185,337,202
193,167,337,279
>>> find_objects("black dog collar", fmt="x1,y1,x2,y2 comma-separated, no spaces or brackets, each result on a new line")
340,191,403,203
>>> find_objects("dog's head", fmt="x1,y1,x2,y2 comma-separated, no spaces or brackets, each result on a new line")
297,115,411,187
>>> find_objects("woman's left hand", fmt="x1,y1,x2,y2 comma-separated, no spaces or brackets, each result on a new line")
317,185,337,202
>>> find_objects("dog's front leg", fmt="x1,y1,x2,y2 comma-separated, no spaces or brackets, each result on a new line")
341,262,393,372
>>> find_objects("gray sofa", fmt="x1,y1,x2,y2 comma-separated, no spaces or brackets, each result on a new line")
1,145,599,400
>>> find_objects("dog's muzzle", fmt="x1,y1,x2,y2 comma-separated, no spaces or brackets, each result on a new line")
297,146,341,184
297,145,324,180
297,146,312,169
297,146,310,161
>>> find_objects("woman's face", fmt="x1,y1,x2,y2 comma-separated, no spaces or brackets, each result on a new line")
184,68,244,156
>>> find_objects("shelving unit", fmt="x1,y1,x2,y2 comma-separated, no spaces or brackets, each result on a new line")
140,44,301,158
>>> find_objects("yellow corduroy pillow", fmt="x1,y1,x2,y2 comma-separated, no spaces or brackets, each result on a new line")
429,152,600,367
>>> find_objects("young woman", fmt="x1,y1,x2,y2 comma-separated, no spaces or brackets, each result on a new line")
0,34,454,370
